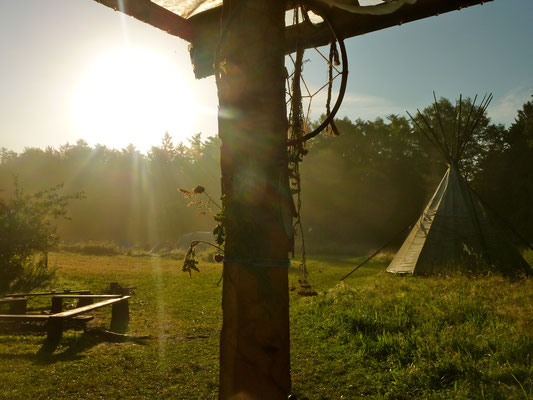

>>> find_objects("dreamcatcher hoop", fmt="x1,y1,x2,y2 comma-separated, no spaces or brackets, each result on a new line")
286,5,349,146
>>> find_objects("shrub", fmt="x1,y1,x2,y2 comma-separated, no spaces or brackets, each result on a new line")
59,241,122,256
0,182,82,294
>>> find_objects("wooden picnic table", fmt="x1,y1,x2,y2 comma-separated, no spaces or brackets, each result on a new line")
47,295,131,344
0,295,131,350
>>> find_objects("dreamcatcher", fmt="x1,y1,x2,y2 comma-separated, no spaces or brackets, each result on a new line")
286,4,348,296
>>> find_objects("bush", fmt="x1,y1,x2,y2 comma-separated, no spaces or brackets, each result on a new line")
59,241,122,256
0,182,82,294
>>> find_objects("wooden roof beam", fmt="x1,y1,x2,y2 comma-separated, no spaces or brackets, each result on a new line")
93,0,193,42
90,0,492,78
288,0,492,52
189,0,492,78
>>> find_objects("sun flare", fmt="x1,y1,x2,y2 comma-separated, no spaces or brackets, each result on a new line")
72,47,196,152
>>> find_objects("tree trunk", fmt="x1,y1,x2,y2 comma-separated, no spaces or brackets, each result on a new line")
216,0,292,399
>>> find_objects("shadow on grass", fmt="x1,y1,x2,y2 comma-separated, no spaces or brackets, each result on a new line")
0,331,99,364
306,254,359,265
36,328,152,363
0,321,48,337
35,331,105,364
0,324,151,365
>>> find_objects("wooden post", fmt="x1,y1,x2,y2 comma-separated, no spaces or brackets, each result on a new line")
216,1,292,399
8,298,27,315
110,299,129,333
45,318,63,351
51,297,63,314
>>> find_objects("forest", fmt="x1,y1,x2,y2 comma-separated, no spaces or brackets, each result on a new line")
0,95,531,253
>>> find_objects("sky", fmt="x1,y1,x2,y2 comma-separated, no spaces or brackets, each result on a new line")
0,0,531,153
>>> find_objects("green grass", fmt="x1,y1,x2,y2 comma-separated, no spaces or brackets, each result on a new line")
0,252,531,399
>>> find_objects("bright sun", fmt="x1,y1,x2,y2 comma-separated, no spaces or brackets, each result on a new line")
72,47,196,152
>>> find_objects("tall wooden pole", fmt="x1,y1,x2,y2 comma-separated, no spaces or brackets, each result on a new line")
216,0,292,399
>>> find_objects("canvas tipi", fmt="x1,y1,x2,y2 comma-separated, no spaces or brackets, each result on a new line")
387,94,531,276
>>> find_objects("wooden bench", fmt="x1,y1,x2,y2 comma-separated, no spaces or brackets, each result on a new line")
1,289,131,351
50,294,122,313
46,295,131,346
0,295,130,351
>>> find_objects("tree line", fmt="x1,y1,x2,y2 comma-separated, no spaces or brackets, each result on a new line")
0,95,531,254
0,133,220,248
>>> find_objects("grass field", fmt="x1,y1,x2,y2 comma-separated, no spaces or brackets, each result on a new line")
0,252,531,399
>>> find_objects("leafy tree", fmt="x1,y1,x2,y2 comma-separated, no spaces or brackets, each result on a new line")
301,115,429,252
1,95,531,253
0,181,82,294
475,94,533,242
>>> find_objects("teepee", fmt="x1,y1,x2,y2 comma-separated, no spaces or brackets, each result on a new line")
387,94,531,276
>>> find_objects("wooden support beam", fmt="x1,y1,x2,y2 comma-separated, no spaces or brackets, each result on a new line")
286,0,493,53
92,0,193,42
217,1,291,398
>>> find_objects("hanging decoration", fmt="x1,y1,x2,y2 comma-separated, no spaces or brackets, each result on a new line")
286,5,348,296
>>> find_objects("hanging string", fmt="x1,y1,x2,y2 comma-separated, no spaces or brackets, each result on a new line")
287,7,316,296
326,42,340,136
285,5,349,295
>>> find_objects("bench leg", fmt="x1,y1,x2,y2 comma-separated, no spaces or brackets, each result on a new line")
43,318,63,352
51,297,63,314
9,299,27,315
110,300,129,334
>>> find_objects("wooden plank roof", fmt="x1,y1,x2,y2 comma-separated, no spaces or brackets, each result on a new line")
92,0,492,78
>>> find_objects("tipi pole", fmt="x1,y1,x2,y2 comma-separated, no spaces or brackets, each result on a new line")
216,1,292,399
432,91,452,157
455,94,463,160
457,94,493,160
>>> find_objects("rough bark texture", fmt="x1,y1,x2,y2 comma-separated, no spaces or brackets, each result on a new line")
217,0,292,399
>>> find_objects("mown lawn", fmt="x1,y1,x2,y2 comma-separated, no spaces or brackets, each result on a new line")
0,252,531,399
